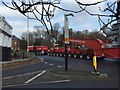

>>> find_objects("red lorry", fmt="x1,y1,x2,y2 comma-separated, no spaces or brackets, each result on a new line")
28,46,48,55
47,38,120,60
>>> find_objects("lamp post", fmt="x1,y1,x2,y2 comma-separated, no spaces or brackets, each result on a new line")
26,12,29,59
64,13,74,71
27,12,29,51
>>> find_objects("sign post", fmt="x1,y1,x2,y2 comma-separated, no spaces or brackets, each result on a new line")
64,13,74,71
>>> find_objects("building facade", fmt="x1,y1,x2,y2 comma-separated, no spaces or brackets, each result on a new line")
12,35,21,52
0,15,12,61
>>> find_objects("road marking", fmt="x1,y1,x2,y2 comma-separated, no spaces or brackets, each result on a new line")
41,60,44,62
45,80,71,84
3,84,16,88
57,65,62,68
16,74,23,77
3,79,71,88
49,63,53,66
45,62,48,64
3,70,42,80
3,76,14,79
24,70,46,84
41,58,43,61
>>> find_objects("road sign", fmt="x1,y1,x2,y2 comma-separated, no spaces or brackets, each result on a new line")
64,38,69,44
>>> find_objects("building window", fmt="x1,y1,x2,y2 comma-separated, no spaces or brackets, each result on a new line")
18,47,20,51
4,23,6,26
15,41,17,45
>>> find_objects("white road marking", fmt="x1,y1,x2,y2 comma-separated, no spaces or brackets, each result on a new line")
49,64,53,66
3,70,42,80
45,62,48,64
3,84,16,88
17,74,23,77
41,60,44,62
3,80,71,88
41,58,43,61
45,80,71,84
3,76,14,79
24,70,46,84
57,65,62,68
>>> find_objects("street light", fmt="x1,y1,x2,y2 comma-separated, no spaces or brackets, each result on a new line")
64,13,74,71
26,12,29,59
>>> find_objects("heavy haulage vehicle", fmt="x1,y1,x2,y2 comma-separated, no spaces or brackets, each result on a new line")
47,38,120,60
28,46,48,55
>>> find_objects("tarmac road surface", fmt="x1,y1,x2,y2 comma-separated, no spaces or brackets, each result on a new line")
2,55,120,89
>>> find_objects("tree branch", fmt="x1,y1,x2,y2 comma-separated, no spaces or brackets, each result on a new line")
75,0,107,6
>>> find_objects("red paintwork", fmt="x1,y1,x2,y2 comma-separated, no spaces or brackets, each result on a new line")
29,39,120,59
103,48,120,59
36,46,41,50
28,46,34,51
69,38,120,59
40,46,48,51
69,38,105,57
28,46,48,51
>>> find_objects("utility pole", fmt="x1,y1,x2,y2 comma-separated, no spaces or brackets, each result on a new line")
27,12,29,53
64,13,74,71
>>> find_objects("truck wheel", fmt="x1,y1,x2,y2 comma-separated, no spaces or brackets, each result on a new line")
60,53,63,57
50,53,52,56
56,53,59,56
87,56,90,60
53,53,55,56
80,55,83,59
48,53,50,55
87,54,94,60
74,54,77,58
68,54,71,57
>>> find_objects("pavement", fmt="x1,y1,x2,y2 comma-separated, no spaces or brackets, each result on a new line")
0,58,31,64
0,53,36,65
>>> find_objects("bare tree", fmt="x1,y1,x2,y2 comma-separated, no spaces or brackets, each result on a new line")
75,0,120,32
34,25,46,39
2,0,120,37
52,23,61,42
2,0,83,37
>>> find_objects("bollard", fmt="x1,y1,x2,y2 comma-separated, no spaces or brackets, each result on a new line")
92,56,99,75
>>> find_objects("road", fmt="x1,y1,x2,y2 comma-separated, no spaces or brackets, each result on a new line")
2,55,120,89
2,56,64,78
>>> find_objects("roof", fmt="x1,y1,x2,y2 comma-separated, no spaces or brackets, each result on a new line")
12,35,21,41
0,15,13,29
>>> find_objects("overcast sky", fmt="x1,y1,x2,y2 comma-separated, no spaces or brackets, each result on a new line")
0,0,116,38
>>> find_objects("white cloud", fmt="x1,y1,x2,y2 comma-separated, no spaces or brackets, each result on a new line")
0,0,111,38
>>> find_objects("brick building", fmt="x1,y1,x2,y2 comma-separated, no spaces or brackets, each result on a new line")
12,35,21,52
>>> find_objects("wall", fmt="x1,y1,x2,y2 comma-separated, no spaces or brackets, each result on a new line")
0,15,12,61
